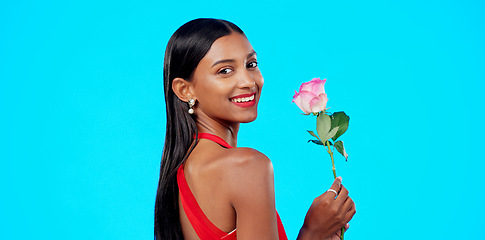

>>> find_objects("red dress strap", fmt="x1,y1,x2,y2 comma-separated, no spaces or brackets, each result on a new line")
178,165,237,239
197,133,233,149
178,133,288,240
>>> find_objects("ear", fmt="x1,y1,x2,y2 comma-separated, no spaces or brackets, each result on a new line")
172,78,195,102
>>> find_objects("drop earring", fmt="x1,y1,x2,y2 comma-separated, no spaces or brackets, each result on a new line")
188,99,195,114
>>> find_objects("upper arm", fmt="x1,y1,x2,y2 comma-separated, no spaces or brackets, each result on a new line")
223,148,279,240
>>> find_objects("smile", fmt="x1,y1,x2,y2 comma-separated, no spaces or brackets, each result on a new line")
230,93,257,108
230,94,255,103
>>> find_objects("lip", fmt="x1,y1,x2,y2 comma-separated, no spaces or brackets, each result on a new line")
230,92,257,99
230,92,257,108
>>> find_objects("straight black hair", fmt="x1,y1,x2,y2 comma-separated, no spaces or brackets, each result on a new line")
155,18,244,240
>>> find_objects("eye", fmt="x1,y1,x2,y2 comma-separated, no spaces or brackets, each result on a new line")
247,61,258,69
218,68,234,75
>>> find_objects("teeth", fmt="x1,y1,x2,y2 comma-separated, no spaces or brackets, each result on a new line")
231,94,255,103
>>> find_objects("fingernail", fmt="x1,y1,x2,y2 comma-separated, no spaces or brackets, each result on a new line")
337,176,342,181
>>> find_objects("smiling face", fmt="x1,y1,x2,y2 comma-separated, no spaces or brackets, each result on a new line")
190,32,263,125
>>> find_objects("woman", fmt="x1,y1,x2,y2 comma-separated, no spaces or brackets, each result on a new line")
155,18,355,240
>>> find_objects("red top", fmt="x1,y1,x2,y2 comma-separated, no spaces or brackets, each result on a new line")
177,133,288,240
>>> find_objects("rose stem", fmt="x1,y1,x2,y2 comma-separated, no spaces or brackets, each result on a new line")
325,140,345,240
325,140,337,179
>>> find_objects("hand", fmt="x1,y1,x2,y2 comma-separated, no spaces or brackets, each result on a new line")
322,223,349,240
298,177,356,240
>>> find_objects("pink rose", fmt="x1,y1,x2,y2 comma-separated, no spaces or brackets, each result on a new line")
292,78,328,114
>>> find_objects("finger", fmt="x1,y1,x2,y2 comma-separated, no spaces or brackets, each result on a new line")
322,177,342,200
333,225,348,239
342,199,356,223
331,232,341,240
341,196,354,213
331,176,342,192
335,184,349,204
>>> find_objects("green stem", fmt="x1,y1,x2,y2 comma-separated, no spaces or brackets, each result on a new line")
325,141,337,179
325,140,344,240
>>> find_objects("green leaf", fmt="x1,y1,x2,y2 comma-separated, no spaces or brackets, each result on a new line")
307,130,320,141
319,140,333,146
308,139,324,146
334,140,348,161
316,113,331,143
324,126,339,142
331,111,350,141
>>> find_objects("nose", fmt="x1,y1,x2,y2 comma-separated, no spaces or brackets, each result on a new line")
238,69,256,89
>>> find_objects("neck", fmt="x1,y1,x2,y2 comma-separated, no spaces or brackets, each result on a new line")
195,117,239,147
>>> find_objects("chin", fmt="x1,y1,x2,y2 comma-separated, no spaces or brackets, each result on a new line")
239,113,258,123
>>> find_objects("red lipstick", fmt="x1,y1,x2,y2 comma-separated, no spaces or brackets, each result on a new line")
231,92,256,98
230,92,257,108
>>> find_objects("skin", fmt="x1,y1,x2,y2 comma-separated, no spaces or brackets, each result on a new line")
172,32,356,240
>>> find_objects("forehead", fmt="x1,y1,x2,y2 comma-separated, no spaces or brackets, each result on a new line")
200,33,254,64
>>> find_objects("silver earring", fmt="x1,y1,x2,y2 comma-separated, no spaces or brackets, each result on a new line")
188,99,195,114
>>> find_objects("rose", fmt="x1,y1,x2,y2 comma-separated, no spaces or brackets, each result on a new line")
293,77,351,240
292,78,328,114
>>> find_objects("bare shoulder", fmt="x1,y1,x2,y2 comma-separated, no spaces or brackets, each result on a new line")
219,147,275,205
220,147,274,181
224,147,272,170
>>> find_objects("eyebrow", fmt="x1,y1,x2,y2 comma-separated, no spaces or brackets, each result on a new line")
211,51,257,68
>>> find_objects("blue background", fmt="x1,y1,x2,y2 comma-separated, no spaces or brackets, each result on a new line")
1,0,484,239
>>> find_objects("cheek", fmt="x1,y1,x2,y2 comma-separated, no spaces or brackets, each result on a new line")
198,78,232,102
255,72,264,89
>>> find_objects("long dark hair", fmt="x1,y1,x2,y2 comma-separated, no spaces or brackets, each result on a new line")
155,18,244,239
